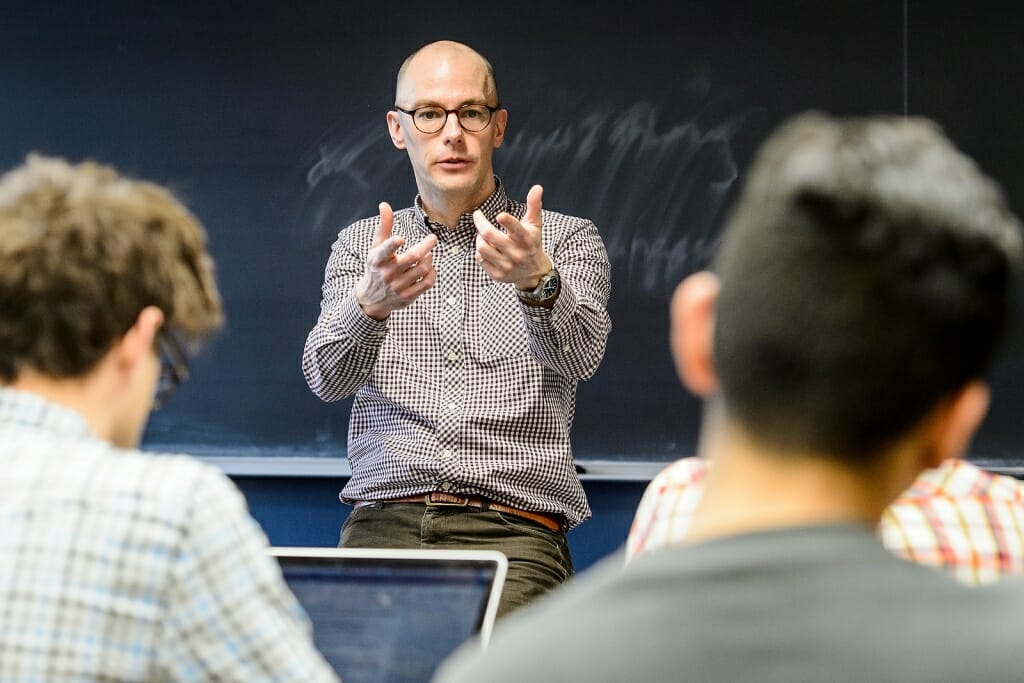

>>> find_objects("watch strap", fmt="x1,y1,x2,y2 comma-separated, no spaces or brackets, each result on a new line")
517,267,560,305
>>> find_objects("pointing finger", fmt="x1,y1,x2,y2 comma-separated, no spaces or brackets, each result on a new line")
400,233,438,263
473,209,497,235
369,235,405,266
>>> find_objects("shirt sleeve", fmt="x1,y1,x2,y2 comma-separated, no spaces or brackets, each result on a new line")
520,216,612,380
879,460,1024,587
625,470,669,562
625,457,709,562
302,221,390,401
157,467,341,683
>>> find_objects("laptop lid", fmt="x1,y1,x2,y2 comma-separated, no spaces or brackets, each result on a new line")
270,546,508,683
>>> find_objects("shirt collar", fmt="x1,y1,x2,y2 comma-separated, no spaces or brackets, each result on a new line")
414,176,509,234
0,387,97,442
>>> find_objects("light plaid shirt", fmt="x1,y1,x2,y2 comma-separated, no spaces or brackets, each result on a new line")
0,388,340,682
302,178,612,527
626,456,1024,586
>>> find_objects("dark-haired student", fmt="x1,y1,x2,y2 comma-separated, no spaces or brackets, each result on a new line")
434,111,1024,682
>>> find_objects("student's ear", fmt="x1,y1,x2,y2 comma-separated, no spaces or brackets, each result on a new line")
116,306,164,374
670,271,719,398
387,111,406,150
925,380,990,469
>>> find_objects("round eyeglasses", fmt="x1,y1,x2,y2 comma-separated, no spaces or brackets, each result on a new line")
154,329,190,410
395,103,501,134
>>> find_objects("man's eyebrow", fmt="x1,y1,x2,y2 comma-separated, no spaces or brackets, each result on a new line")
403,99,492,108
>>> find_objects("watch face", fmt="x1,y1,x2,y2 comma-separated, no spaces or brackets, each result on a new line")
518,269,559,303
540,273,559,298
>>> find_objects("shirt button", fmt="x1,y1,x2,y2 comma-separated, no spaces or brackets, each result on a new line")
563,344,571,352
449,246,462,256
446,296,458,306
441,449,454,460
446,402,457,413
440,481,452,492
446,351,459,362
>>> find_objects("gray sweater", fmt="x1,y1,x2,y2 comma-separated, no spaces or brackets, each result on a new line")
434,524,1024,682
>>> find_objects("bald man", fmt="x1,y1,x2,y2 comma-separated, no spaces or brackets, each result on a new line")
302,40,612,617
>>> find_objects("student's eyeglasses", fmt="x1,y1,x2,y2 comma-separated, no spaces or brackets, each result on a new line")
395,103,501,134
154,330,190,410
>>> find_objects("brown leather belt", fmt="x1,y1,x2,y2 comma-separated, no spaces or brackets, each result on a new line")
357,492,563,533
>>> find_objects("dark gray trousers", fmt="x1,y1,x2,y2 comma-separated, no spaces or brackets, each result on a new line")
339,502,574,619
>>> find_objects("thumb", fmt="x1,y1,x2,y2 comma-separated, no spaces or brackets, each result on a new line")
525,184,543,227
373,202,394,247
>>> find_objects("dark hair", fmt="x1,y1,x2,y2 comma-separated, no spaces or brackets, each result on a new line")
0,154,223,381
712,111,1023,458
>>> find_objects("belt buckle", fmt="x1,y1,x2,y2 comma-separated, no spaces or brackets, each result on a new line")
424,492,471,507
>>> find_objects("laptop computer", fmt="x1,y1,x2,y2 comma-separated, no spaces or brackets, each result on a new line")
270,547,508,683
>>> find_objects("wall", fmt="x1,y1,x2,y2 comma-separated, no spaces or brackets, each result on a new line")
231,472,651,572
13,2,1023,465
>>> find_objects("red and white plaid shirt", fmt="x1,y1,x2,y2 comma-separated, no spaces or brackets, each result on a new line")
627,457,1024,585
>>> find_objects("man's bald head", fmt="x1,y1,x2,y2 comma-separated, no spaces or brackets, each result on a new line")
395,40,499,106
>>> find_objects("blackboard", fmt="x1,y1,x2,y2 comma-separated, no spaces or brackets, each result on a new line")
3,1,1023,466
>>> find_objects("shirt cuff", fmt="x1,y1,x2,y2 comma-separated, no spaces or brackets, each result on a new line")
334,293,389,345
521,278,574,330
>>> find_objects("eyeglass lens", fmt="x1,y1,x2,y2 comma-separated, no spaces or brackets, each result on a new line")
410,105,494,134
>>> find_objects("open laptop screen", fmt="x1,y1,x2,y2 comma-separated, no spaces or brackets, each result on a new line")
271,547,507,683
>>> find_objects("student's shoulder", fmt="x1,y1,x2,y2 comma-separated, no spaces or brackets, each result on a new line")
434,551,665,682
940,577,1024,653
649,456,709,487
903,458,1024,502
105,445,242,505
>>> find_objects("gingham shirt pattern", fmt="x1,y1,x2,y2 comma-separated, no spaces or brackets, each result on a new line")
302,178,611,527
626,456,1024,586
0,388,340,683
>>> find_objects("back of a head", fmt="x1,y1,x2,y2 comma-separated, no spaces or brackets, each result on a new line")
0,154,223,382
713,111,1023,459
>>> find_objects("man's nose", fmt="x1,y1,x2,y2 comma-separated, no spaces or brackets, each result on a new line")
441,111,464,142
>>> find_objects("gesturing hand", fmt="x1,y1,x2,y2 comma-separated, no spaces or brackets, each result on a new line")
473,184,553,290
355,202,438,320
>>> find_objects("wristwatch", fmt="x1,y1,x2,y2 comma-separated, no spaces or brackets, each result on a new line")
516,267,560,307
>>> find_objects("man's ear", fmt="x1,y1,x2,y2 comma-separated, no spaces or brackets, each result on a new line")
924,380,991,469
115,306,164,373
670,271,719,397
386,111,406,150
491,108,508,149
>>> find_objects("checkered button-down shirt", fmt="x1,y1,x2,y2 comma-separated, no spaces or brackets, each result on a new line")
0,388,340,682
626,456,1024,586
302,179,612,527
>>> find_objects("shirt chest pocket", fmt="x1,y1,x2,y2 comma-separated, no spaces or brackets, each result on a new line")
471,282,530,362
